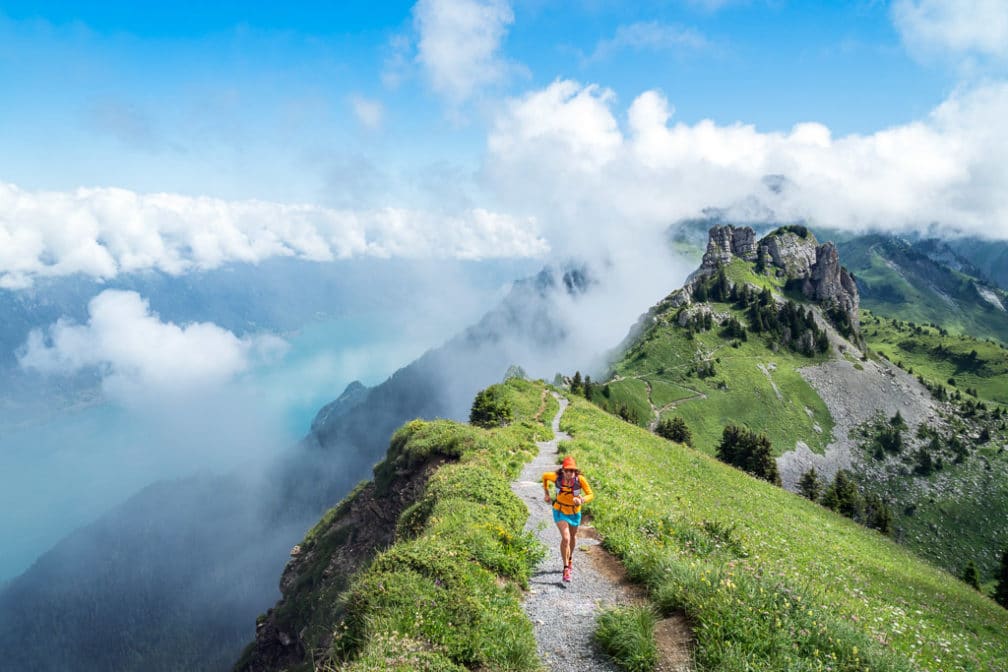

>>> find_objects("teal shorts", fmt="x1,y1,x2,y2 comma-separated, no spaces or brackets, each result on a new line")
552,507,582,527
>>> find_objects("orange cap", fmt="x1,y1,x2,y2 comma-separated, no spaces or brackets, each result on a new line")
561,456,577,470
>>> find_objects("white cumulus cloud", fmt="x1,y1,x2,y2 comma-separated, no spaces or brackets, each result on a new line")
413,0,516,104
484,79,1008,261
17,290,289,398
0,182,547,288
893,0,1008,61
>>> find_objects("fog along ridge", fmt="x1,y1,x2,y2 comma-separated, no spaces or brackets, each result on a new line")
0,264,607,672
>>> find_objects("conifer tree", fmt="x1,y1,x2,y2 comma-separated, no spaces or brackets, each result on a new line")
470,387,513,428
821,470,863,520
571,370,582,394
798,468,822,501
994,548,1008,609
962,560,981,590
716,424,780,485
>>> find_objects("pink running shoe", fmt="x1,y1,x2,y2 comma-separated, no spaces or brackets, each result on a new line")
562,566,572,582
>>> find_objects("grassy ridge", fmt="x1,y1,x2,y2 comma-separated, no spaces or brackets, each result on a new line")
862,311,1008,406
602,293,834,457
561,396,1008,671
831,235,1008,344
267,379,555,671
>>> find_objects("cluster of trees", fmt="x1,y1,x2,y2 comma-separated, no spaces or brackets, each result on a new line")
715,424,780,485
797,468,892,534
865,411,906,459
681,310,715,335
748,296,831,356
615,403,642,425
824,301,859,342
655,416,693,446
690,269,830,357
861,411,974,477
568,370,596,401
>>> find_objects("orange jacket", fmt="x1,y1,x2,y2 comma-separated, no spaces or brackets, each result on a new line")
542,470,594,514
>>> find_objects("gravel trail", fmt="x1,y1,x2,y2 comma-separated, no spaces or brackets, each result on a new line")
511,393,694,671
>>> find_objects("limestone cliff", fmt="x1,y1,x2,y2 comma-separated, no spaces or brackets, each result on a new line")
674,224,860,336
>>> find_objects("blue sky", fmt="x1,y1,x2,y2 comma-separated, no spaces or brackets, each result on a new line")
1,0,1007,290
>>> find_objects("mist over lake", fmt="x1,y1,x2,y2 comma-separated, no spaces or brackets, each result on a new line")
0,257,535,581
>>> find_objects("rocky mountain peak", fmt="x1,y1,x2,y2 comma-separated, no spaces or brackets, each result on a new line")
803,241,860,333
682,224,860,337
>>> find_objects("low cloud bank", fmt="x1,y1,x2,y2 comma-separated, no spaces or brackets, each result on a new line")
0,183,547,288
485,79,1008,259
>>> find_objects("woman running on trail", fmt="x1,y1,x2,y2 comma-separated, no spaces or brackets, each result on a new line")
543,456,594,582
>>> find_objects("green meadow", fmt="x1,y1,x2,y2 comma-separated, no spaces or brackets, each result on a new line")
595,283,834,458
561,394,1008,671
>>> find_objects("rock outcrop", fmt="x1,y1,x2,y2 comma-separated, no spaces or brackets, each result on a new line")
701,225,758,267
763,229,817,277
681,224,860,337
802,242,860,332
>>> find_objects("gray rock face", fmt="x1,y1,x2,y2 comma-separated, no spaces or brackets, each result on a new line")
762,231,818,277
802,242,860,332
702,225,758,268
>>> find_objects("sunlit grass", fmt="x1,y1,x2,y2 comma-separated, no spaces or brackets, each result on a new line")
279,378,552,671
561,395,1008,671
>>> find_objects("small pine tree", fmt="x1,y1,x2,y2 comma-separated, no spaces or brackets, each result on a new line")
571,370,583,394
821,470,863,520
798,468,822,501
913,447,935,476
469,387,513,428
583,375,594,401
994,548,1008,609
864,493,892,534
962,560,981,590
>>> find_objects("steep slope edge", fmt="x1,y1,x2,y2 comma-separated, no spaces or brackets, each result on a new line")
235,379,554,671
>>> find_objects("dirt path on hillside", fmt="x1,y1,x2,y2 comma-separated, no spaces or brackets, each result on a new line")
644,380,706,431
511,393,694,671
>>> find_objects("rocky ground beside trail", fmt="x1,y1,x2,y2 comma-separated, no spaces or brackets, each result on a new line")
511,394,693,671
778,350,939,490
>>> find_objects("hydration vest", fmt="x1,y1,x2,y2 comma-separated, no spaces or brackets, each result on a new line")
552,470,583,513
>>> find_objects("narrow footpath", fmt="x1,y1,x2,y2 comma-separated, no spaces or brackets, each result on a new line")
511,393,694,671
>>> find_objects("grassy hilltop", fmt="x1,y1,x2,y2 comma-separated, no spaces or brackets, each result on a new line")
241,378,1008,671
592,256,836,455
